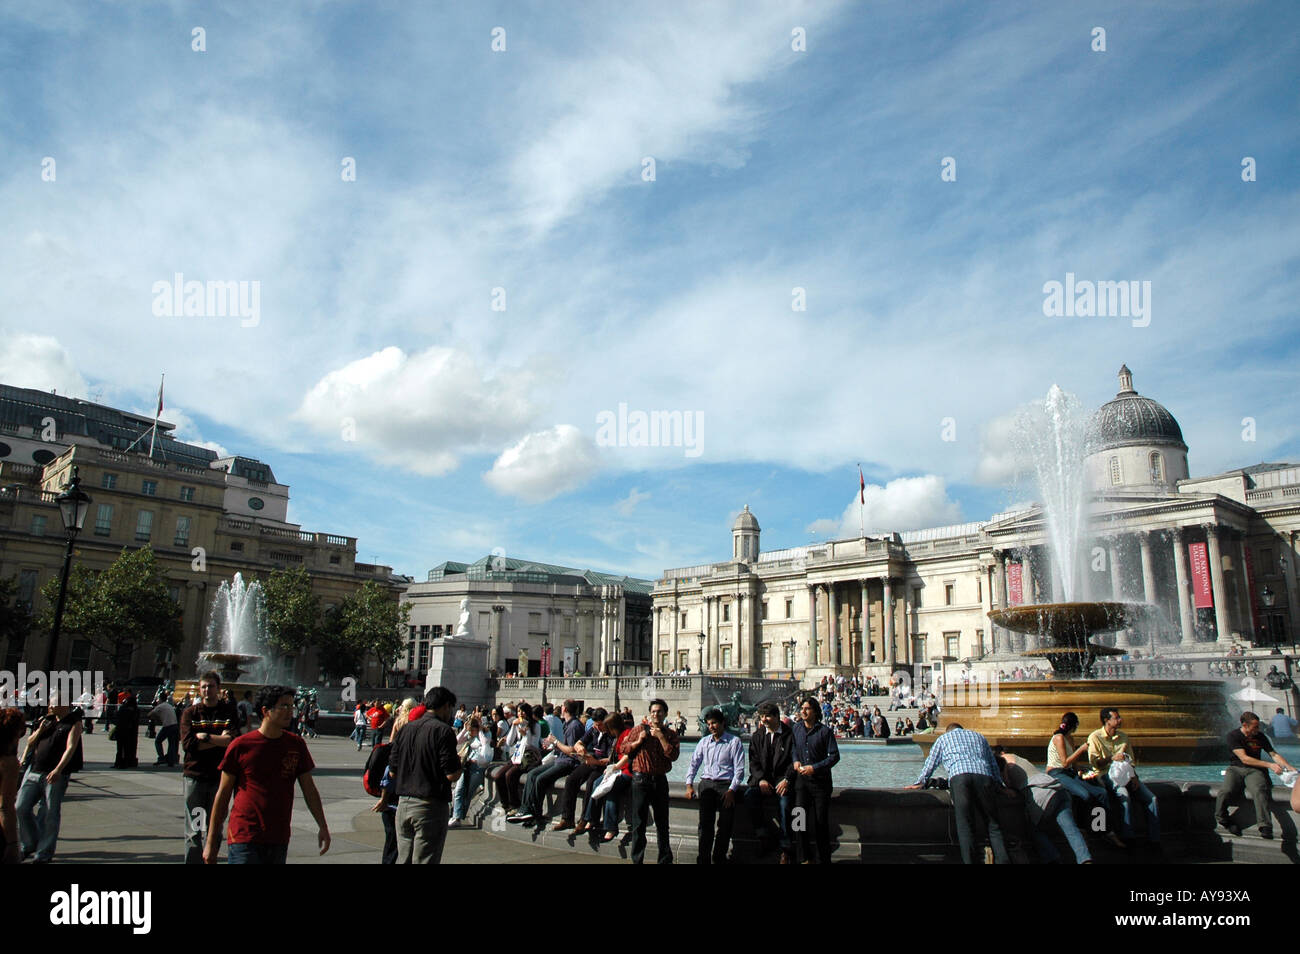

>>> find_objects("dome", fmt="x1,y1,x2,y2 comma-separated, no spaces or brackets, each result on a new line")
732,504,760,532
1085,365,1186,454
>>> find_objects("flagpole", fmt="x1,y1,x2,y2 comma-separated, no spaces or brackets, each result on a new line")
858,463,865,539
149,373,164,457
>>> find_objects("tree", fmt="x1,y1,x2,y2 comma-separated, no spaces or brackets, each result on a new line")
263,567,320,656
0,575,32,657
318,581,409,686
39,546,182,675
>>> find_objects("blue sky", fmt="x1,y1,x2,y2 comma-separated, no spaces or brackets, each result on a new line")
1,1,1297,581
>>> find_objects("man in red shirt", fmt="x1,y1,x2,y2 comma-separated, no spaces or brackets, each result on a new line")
203,685,330,864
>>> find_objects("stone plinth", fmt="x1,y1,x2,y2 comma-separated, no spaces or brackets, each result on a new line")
426,637,491,709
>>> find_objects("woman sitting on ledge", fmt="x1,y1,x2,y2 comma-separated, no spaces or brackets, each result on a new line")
1046,711,1120,847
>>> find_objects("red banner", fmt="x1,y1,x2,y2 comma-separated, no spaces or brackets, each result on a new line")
1189,542,1213,609
1007,563,1024,606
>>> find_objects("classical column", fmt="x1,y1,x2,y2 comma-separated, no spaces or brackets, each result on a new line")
703,597,712,672
883,577,896,670
828,584,840,667
1205,526,1233,644
1138,532,1157,603
900,588,911,666
751,592,761,674
1236,535,1255,642
859,579,871,668
1019,549,1036,652
807,585,818,670
670,602,679,672
1171,527,1197,645
1108,539,1129,649
994,551,1010,655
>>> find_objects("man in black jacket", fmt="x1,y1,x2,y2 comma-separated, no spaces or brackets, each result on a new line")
744,701,796,863
791,696,840,864
389,686,461,864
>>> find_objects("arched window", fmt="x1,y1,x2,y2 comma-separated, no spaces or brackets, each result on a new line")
1149,452,1163,483
1109,456,1122,486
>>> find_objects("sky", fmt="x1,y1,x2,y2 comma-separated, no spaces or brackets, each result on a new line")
1,1,1297,581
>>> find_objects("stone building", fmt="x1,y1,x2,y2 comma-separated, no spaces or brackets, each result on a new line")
400,555,653,681
0,384,402,685
653,366,1300,682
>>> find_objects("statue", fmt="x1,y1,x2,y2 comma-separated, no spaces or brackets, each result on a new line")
698,691,757,735
453,598,473,638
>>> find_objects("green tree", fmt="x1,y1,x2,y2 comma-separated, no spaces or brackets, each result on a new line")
0,575,32,656
318,581,409,686
39,546,182,674
262,567,320,656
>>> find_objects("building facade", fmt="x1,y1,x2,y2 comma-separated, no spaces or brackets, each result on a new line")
400,555,653,682
0,384,403,685
653,367,1300,682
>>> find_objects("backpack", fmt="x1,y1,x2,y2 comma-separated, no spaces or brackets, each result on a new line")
363,742,392,797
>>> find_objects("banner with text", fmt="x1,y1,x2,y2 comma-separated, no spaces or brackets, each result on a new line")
1008,563,1024,606
1189,542,1214,609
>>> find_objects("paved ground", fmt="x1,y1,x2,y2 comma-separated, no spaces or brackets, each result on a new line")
38,728,619,865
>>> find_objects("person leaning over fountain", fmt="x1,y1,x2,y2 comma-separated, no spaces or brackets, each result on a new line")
906,724,1009,865
1215,710,1295,839
1086,708,1159,850
180,671,241,863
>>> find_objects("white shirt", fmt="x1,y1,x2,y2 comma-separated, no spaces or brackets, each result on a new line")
148,702,177,727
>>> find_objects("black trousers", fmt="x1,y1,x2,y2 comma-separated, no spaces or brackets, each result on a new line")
557,763,602,824
794,775,833,864
629,773,673,865
949,773,1009,864
695,779,736,864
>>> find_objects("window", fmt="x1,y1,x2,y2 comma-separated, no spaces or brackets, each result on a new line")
101,472,118,490
17,569,38,610
722,603,730,623
420,625,431,640
418,642,430,672
94,504,113,536
179,486,195,501
529,612,543,633
563,616,573,635
976,578,982,602
761,644,770,668
761,602,768,620
1149,452,1163,483
913,587,922,608
478,611,490,634
784,643,795,669
677,650,688,670
135,509,154,541
29,514,47,536
785,599,793,619
944,583,955,606
230,540,244,552
976,629,985,657
721,646,732,669
70,639,92,671
329,554,341,564
141,480,157,496
1109,456,1122,486
409,625,417,640
945,632,960,657
680,612,687,629
174,516,191,547
407,644,416,669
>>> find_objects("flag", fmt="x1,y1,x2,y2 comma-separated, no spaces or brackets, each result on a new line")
859,465,865,504
156,376,164,416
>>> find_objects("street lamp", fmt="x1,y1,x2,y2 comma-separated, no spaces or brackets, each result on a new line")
697,632,705,674
574,645,582,677
541,638,550,704
784,638,796,681
47,466,92,672
613,636,622,712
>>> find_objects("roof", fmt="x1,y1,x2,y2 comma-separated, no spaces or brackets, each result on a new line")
1084,367,1185,454
732,504,760,532
426,554,653,595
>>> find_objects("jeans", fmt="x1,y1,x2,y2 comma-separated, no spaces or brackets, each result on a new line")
17,769,70,862
743,784,794,850
381,809,398,864
1215,765,1272,830
1047,768,1108,811
794,774,833,864
228,842,288,864
396,796,450,863
353,725,366,748
184,776,221,864
155,723,179,765
629,773,673,864
695,779,737,864
454,764,486,820
1102,773,1160,842
1032,796,1092,864
587,773,630,832
949,773,1009,865
521,760,575,816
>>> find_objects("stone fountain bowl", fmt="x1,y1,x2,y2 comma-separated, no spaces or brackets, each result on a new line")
988,601,1149,644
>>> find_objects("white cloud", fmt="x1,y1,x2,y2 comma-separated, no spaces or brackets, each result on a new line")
615,487,651,515
0,334,87,398
484,425,599,503
807,475,964,539
295,346,537,476
974,408,1033,486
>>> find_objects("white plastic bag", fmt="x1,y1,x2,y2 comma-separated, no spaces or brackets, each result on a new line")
1279,769,1298,790
1108,757,1136,788
592,766,621,800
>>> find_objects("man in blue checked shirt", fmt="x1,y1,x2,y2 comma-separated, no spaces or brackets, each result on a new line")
905,723,1010,864
791,697,840,864
685,707,746,864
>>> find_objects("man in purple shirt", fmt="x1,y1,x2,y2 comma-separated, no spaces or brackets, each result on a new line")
685,707,745,864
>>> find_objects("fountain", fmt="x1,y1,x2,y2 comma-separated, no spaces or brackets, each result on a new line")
173,573,269,702
918,384,1230,763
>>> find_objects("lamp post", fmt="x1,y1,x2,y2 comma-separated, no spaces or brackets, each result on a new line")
697,632,705,674
784,638,796,682
613,636,621,712
541,638,550,704
47,466,92,673
574,645,582,677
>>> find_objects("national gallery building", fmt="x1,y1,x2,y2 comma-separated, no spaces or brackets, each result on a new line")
651,367,1300,680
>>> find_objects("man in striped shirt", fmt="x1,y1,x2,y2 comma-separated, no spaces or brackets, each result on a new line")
685,707,745,864
906,723,1010,864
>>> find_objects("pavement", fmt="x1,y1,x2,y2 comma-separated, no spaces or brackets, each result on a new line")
34,727,620,865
